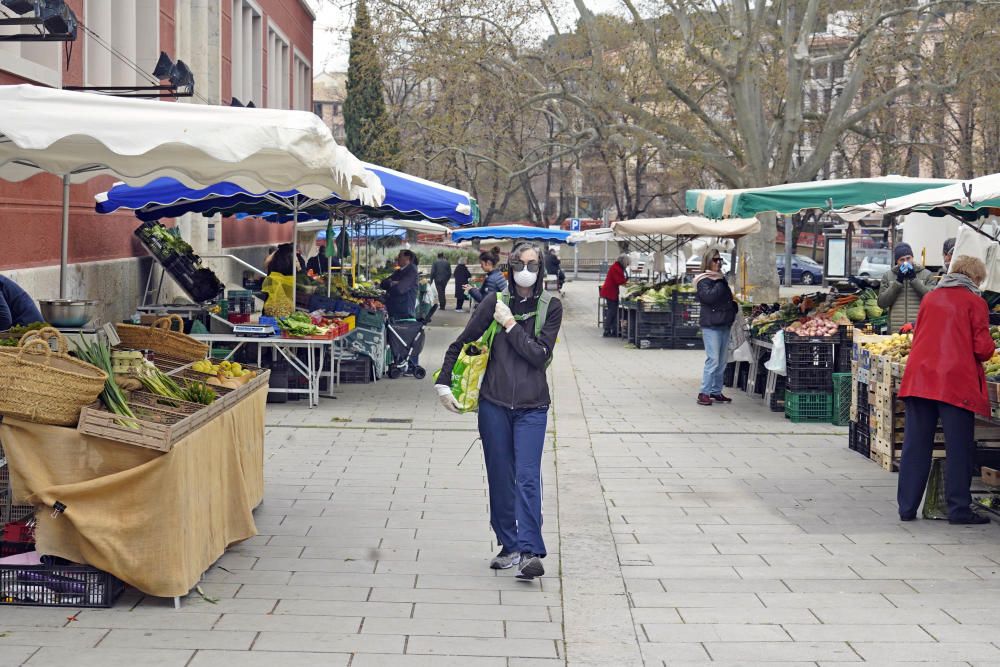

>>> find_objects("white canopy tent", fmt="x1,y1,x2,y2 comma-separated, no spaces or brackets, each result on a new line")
0,84,383,297
834,172,1000,222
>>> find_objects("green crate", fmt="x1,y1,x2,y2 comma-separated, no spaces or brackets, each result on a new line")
785,390,833,423
357,308,386,330
832,372,852,426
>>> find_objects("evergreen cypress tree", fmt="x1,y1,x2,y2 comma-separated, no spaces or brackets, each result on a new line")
344,0,401,169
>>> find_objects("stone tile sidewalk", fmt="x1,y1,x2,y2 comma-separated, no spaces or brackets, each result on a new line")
2,282,1000,666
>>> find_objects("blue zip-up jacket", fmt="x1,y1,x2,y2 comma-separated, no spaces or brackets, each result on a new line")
469,269,508,304
0,276,43,331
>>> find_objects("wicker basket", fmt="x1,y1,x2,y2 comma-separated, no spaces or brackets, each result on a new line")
0,336,107,426
115,315,208,362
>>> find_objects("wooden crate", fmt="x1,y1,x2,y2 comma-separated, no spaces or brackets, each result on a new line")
77,369,269,452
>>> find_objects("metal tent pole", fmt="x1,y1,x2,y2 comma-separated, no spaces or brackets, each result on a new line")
60,174,71,298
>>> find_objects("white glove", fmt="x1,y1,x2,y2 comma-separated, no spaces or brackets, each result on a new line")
435,384,462,413
494,300,515,329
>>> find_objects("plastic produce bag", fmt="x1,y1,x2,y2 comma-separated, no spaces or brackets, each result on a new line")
262,272,295,318
922,458,948,520
434,322,498,413
764,330,786,375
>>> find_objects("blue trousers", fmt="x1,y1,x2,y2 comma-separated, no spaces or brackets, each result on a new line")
897,397,977,520
478,399,548,557
700,325,730,395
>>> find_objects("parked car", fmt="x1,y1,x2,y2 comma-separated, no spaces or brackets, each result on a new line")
858,251,892,279
776,254,824,285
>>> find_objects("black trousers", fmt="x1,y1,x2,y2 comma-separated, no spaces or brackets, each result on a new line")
455,286,467,311
434,280,448,310
897,397,977,520
604,299,619,335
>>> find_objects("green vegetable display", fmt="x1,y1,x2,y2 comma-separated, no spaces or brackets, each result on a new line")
134,362,217,405
73,337,137,424
277,312,327,337
0,321,48,346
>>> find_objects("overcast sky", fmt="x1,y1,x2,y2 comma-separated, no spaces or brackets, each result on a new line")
311,0,623,73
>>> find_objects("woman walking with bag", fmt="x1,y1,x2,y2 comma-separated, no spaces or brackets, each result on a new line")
694,248,737,406
434,242,563,581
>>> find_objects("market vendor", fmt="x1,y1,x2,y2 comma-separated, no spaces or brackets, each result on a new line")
305,240,342,275
381,249,419,320
0,274,44,331
877,243,932,331
265,243,306,276
897,255,993,525
932,237,956,284
600,254,630,337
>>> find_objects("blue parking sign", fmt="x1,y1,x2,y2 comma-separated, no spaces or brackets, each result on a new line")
570,218,581,231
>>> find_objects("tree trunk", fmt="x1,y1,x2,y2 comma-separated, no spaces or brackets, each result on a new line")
743,211,779,302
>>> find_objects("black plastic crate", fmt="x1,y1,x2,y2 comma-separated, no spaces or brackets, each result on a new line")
723,362,737,387
673,325,702,340
785,335,836,370
637,337,671,350
637,324,672,337
339,357,374,384
736,361,750,390
673,336,705,350
785,365,834,392
0,540,33,558
672,292,701,325
0,561,125,608
768,374,787,412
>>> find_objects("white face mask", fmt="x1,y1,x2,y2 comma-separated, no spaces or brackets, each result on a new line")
513,268,537,287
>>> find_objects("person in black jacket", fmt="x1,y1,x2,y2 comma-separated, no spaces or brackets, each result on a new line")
430,252,452,310
544,248,564,289
380,250,419,320
435,242,563,582
467,249,508,306
453,259,472,312
694,249,737,406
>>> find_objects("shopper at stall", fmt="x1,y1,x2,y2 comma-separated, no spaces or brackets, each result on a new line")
897,255,993,524
466,248,507,306
435,242,563,581
430,252,452,310
932,237,956,284
599,254,630,337
0,275,44,331
878,243,932,330
305,239,342,275
380,249,419,320
694,249,737,406
453,259,471,312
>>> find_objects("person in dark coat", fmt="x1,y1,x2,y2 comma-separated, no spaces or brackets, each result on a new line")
467,249,507,306
305,240,342,275
694,248,737,406
878,242,932,331
430,252,452,310
897,255,994,524
545,248,564,289
0,275,44,331
599,254,629,336
453,259,472,312
380,250,419,320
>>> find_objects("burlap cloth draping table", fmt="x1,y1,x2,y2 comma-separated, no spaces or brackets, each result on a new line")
0,386,266,598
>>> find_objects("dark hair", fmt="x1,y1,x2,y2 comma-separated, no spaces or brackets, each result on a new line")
437,252,445,258
267,243,296,275
399,249,418,266
479,249,499,266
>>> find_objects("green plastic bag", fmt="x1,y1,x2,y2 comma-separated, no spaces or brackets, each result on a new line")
435,321,499,413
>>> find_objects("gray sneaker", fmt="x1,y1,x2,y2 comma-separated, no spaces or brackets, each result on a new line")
490,549,521,570
515,554,544,580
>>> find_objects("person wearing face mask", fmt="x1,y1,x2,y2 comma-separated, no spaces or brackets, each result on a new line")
878,243,932,332
435,242,563,582
466,249,508,306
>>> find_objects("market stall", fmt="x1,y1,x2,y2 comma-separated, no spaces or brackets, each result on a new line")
0,325,276,604
598,216,760,350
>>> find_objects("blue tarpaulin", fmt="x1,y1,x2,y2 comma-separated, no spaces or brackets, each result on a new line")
450,225,573,244
95,164,475,225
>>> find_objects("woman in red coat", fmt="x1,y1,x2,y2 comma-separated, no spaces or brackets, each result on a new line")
897,256,994,524
600,254,630,337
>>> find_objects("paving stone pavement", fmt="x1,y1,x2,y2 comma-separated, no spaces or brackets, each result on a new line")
3,281,1000,665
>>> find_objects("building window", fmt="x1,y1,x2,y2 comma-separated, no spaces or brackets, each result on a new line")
267,26,290,109
0,5,65,86
293,52,311,111
84,0,159,87
231,0,262,105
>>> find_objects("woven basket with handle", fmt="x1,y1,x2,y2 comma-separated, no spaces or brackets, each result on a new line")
115,315,208,362
0,330,107,426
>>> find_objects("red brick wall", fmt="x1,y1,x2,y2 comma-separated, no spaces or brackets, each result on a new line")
0,0,314,269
